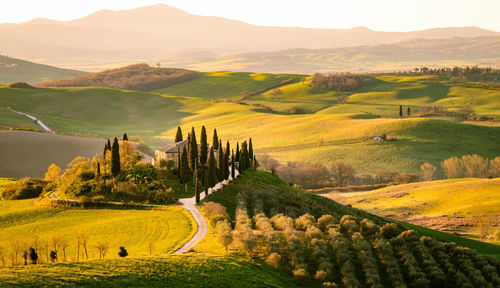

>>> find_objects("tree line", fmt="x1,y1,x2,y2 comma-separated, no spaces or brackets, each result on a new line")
0,231,134,267
39,63,198,92
173,126,255,203
311,72,373,92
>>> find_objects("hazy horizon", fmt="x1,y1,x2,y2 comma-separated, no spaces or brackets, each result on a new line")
1,0,500,32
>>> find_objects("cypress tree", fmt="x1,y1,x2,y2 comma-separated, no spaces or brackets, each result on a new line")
188,127,198,171
175,126,183,142
177,147,181,178
111,137,121,177
217,140,224,182
225,141,230,180
200,126,208,186
236,142,240,163
194,162,200,203
240,141,249,173
212,128,219,151
231,150,235,179
180,146,191,184
199,126,208,167
107,139,111,150
399,105,403,118
248,138,253,167
407,107,411,117
208,147,216,188
103,141,109,158
97,162,101,176
122,133,128,141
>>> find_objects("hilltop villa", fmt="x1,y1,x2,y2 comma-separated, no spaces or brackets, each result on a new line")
152,140,211,167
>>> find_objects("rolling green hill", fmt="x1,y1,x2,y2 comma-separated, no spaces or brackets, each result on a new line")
0,55,86,85
1,73,499,174
156,71,301,100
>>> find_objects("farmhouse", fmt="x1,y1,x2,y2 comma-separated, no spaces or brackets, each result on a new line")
152,140,212,167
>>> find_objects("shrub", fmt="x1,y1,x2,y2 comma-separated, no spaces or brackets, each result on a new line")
295,214,316,230
317,215,337,231
360,219,380,239
1,178,47,200
290,106,306,114
210,214,227,228
215,220,233,251
265,252,281,268
305,226,322,241
339,215,359,235
118,246,128,258
380,223,401,239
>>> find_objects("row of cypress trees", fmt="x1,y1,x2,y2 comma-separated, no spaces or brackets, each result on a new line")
175,126,254,203
103,135,126,177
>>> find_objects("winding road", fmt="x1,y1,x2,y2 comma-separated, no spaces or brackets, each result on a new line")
9,108,54,133
173,168,239,254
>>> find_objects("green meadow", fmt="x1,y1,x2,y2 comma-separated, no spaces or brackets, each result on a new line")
0,199,194,258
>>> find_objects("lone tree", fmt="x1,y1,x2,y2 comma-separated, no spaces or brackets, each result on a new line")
122,133,128,141
248,138,254,167
111,137,121,177
29,247,38,264
208,147,217,190
217,140,224,182
180,146,191,185
399,105,403,118
212,128,219,151
407,107,411,117
118,246,128,258
175,126,183,142
330,161,355,187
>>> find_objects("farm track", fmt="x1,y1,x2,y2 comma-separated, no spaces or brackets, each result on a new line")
9,109,53,133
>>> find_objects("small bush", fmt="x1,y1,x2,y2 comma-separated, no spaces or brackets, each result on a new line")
380,223,401,239
1,178,47,200
203,201,230,219
295,214,316,230
210,214,227,228
118,246,128,258
265,252,281,268
290,106,306,114
317,215,337,231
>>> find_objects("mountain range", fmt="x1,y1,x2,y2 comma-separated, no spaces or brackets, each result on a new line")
1,4,499,72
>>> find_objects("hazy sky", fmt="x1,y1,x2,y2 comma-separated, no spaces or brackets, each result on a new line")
1,0,499,32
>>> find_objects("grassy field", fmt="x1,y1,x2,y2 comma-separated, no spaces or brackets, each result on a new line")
0,131,104,179
0,199,194,260
156,71,301,100
0,254,302,288
0,55,86,85
327,178,500,242
328,178,500,219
